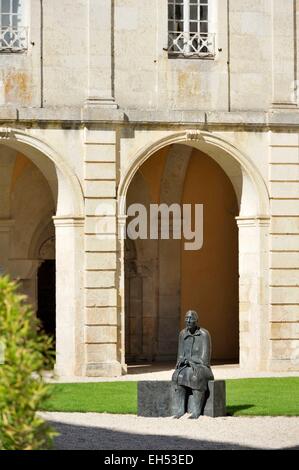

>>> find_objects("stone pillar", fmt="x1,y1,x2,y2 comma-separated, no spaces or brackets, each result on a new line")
157,145,192,360
237,216,270,371
269,132,299,371
0,219,14,273
85,0,117,108
271,0,296,107
118,215,127,372
139,263,157,362
21,263,39,312
157,235,181,359
83,128,121,377
7,258,40,312
53,216,84,377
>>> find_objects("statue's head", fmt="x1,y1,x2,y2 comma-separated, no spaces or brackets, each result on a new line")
185,310,199,331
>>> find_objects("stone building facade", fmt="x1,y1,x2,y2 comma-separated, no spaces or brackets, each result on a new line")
0,0,299,376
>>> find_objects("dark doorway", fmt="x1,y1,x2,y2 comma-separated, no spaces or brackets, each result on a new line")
37,260,56,342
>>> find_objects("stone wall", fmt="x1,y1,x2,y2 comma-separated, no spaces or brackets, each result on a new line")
0,1,299,375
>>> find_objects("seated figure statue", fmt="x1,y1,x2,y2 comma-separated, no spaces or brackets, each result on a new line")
172,310,214,419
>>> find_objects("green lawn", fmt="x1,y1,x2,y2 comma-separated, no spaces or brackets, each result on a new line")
41,382,138,414
40,378,299,417
226,378,299,417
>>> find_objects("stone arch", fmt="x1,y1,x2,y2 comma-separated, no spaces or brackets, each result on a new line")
0,127,84,217
28,213,55,260
118,130,271,371
0,127,85,376
118,130,269,218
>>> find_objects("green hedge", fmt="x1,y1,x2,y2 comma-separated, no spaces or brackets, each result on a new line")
0,276,56,450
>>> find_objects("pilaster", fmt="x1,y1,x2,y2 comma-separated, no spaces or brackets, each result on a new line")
83,128,121,376
269,132,299,370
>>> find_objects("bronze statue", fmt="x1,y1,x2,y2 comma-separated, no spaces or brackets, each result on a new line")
172,310,214,419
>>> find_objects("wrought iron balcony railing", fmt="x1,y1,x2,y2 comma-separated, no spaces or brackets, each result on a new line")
0,26,28,52
168,31,215,58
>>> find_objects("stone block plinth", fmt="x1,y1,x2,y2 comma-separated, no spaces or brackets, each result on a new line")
138,380,226,418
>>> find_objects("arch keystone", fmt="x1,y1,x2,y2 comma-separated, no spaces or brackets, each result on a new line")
186,130,203,141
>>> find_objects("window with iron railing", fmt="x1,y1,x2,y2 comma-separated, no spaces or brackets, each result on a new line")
0,0,27,52
168,0,215,58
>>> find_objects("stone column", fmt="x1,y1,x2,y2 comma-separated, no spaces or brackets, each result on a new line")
0,219,14,273
118,215,128,372
83,128,121,377
85,0,117,108
139,263,158,362
237,216,270,371
157,145,191,360
271,0,296,107
53,216,84,377
9,260,40,311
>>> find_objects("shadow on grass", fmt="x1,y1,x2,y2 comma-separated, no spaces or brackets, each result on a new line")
226,405,255,416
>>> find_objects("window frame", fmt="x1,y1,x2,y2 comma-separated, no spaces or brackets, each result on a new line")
167,0,215,59
0,0,27,53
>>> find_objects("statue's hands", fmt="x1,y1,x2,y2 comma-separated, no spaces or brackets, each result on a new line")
176,360,185,368
176,359,191,368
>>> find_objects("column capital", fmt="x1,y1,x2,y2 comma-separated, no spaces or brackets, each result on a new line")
236,216,271,228
53,216,85,228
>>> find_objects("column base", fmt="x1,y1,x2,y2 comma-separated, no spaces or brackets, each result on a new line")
84,361,123,377
54,364,76,378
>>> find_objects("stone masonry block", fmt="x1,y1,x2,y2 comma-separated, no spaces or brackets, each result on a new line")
84,271,116,288
271,305,299,322
84,181,116,198
85,235,117,252
84,129,116,144
271,253,299,269
85,199,116,216
85,163,116,180
85,252,117,270
85,217,117,235
85,288,117,307
270,147,299,164
85,145,116,162
85,325,117,343
85,307,117,325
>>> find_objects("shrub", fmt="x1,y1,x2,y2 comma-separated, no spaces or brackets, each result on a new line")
0,275,56,450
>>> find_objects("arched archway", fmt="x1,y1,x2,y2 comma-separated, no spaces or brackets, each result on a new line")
119,130,270,371
0,128,84,376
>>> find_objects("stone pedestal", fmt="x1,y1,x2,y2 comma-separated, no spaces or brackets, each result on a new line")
138,380,226,418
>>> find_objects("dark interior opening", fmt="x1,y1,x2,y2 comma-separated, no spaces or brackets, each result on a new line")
37,260,56,344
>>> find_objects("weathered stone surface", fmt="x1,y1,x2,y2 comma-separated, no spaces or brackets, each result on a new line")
138,381,226,418
3,1,299,379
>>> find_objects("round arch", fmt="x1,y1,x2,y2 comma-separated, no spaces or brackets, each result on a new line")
118,130,270,218
0,127,85,376
118,130,271,371
0,127,84,217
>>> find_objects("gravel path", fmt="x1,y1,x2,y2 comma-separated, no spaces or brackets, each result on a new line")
40,412,299,450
